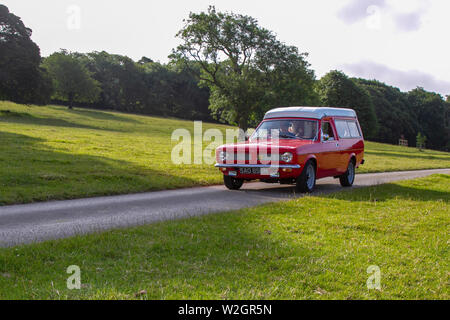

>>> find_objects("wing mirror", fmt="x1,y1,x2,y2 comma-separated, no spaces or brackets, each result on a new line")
322,133,330,141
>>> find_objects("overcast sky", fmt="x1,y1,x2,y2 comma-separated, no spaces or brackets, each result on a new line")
3,0,449,96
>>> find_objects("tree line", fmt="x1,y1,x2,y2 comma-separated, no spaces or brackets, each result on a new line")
1,4,449,150
43,50,212,121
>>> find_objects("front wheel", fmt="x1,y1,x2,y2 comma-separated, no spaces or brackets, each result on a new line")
296,160,316,193
339,160,355,187
223,175,244,190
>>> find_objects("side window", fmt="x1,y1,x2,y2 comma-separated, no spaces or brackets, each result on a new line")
321,121,335,141
347,121,361,138
335,120,351,138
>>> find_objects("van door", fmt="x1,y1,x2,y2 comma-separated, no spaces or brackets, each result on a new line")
334,119,360,172
317,119,341,178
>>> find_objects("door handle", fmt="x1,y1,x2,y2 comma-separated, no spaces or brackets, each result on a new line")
336,143,339,147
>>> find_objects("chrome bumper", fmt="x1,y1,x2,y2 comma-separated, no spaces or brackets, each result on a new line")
215,163,301,169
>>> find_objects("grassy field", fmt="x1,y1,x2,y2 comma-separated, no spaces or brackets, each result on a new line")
359,141,450,173
0,174,448,299
1,101,450,205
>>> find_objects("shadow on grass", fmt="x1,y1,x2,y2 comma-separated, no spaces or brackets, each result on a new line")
0,131,197,205
0,110,125,132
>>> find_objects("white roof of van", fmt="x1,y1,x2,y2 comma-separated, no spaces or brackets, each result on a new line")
264,106,357,120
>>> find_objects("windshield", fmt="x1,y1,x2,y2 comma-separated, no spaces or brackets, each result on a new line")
250,119,318,141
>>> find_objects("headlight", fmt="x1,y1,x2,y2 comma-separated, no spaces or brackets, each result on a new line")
219,151,227,161
280,152,293,163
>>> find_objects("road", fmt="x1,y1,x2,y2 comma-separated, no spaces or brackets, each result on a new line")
0,168,449,247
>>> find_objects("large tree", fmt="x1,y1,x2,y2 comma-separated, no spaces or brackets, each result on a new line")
43,50,100,109
0,4,52,104
316,71,378,139
170,6,316,131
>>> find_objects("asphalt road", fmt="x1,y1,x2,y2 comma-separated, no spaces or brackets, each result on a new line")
0,168,449,247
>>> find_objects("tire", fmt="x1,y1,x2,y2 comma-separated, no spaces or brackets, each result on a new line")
339,160,355,187
296,160,316,193
223,175,244,190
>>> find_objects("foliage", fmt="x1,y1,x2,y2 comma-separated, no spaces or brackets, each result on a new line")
171,6,316,130
416,132,427,151
316,71,378,139
0,4,52,104
71,51,212,120
350,80,449,152
42,50,101,109
407,88,448,150
353,78,417,144
446,96,450,151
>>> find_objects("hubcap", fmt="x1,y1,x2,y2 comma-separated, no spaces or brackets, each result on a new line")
306,165,315,189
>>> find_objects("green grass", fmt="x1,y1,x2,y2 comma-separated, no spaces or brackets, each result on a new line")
358,141,450,173
1,101,449,205
0,174,448,299
0,101,231,205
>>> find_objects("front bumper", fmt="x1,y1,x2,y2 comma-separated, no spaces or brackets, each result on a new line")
214,164,301,169
215,163,302,179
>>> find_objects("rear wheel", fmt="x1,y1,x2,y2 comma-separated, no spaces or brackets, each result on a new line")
339,160,355,187
296,160,316,193
224,175,244,190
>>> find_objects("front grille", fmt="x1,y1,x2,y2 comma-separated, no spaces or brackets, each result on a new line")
234,153,252,162
223,152,281,164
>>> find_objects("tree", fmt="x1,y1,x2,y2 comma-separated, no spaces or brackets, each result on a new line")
170,6,316,131
353,78,417,144
316,71,378,139
78,51,211,119
138,56,154,64
143,61,212,119
416,132,427,151
0,4,52,104
407,88,448,150
80,51,131,111
43,50,100,109
446,96,450,151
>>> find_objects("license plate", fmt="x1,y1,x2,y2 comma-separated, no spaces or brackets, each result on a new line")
261,167,279,176
239,167,260,175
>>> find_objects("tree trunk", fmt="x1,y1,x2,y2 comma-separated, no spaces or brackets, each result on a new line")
68,93,74,110
238,115,249,141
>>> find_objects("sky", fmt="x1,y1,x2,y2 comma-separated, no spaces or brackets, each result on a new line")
2,0,450,96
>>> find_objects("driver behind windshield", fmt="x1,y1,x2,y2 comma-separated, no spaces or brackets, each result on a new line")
251,120,317,141
279,121,291,136
291,121,305,138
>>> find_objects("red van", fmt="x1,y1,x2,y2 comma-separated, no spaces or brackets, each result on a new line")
215,107,365,192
